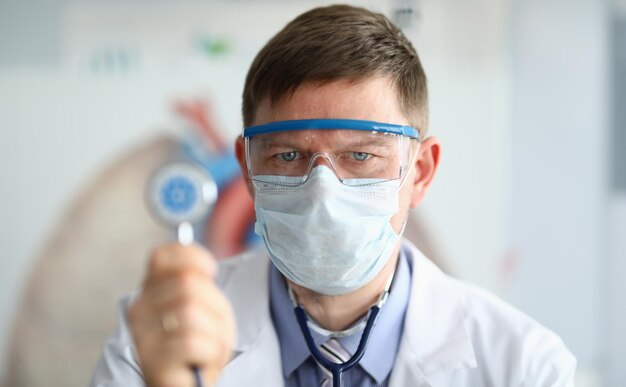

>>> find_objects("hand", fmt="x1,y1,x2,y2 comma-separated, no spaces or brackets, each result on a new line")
128,244,236,387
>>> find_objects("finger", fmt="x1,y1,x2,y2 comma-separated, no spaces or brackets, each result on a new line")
145,363,216,387
146,244,218,279
143,364,197,387
131,279,235,352
158,298,223,339
162,330,232,367
141,322,232,384
142,272,231,322
132,310,231,387
158,297,235,366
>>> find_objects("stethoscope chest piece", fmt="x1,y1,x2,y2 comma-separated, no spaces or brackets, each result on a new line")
147,162,218,229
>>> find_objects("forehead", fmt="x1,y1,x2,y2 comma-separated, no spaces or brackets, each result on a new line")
252,129,398,150
253,77,409,126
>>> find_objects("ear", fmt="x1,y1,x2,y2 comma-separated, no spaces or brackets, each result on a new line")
409,136,441,208
235,136,255,196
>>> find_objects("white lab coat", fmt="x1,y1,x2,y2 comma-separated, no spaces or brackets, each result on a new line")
91,240,576,386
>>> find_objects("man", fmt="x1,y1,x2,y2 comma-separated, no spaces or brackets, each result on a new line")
91,5,576,386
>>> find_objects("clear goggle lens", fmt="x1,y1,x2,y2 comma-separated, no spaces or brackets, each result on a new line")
243,120,419,187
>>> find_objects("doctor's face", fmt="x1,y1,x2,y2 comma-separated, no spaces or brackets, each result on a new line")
236,76,432,236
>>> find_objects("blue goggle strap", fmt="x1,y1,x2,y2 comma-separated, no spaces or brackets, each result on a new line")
243,119,419,140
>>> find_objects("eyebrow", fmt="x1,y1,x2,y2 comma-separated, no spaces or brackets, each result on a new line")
335,138,397,149
257,141,306,151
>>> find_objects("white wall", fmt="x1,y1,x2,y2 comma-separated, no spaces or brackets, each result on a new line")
0,74,22,382
607,197,626,385
507,0,609,383
412,0,513,290
607,2,626,385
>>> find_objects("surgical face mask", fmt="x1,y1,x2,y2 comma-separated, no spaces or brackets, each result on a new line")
253,166,401,295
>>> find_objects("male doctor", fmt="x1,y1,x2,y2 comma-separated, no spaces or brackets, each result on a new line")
91,5,576,387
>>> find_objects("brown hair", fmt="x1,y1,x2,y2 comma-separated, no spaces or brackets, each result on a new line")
242,4,428,136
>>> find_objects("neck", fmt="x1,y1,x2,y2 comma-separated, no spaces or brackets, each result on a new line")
288,248,400,331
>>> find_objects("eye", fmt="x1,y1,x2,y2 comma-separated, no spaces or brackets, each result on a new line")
352,152,371,161
278,151,299,162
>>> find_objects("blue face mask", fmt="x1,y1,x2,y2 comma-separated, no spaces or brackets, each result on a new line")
253,166,402,295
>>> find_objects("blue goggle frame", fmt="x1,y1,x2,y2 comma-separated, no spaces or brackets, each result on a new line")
243,118,419,140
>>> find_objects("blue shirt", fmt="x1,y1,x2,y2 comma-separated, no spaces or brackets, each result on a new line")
269,250,412,387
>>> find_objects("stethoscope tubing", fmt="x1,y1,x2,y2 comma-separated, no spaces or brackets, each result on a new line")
294,304,381,387
193,366,203,387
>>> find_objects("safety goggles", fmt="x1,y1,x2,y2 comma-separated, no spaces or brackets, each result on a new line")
243,119,420,186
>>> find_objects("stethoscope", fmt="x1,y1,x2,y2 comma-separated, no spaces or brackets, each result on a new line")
147,162,396,387
146,162,218,387
287,268,396,387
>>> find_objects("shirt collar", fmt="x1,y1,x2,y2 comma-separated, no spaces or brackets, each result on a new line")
269,249,412,384
269,264,310,376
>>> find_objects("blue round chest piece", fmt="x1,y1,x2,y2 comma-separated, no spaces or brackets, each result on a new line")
147,162,217,226
160,176,198,213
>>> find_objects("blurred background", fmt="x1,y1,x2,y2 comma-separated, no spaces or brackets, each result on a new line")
0,0,624,385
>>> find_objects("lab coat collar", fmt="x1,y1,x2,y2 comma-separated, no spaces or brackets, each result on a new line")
216,248,284,386
393,241,477,381
216,247,275,357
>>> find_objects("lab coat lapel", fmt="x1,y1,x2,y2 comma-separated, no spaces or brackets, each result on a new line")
389,243,477,386
215,250,284,387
